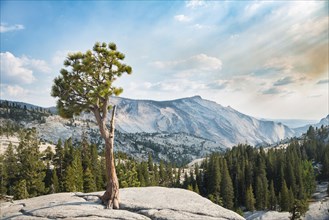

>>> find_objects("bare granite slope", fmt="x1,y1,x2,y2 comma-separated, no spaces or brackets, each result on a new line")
1,187,245,220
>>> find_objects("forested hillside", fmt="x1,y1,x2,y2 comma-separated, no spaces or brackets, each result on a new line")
1,124,328,218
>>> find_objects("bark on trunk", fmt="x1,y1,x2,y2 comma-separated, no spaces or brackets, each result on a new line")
94,105,120,209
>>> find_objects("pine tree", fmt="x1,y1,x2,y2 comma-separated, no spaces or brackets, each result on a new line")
220,159,234,209
255,176,264,210
81,133,91,171
153,164,160,185
63,165,76,192
51,169,59,193
280,180,290,211
54,139,64,191
44,163,53,193
209,155,221,197
13,179,29,200
72,150,84,192
90,144,103,190
159,161,166,185
245,185,256,211
83,168,97,192
148,152,154,172
16,129,45,197
0,155,6,194
3,142,18,195
51,41,132,209
269,180,277,210
195,164,202,194
166,163,173,186
175,167,181,187
289,199,308,220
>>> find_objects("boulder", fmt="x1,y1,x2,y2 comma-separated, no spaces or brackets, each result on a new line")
1,187,245,220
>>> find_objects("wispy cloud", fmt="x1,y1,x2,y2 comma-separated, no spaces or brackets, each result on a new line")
186,0,206,9
207,80,229,90
316,79,329,85
152,54,222,72
273,77,294,86
174,14,191,22
262,87,283,95
2,84,29,97
0,52,50,84
0,23,24,33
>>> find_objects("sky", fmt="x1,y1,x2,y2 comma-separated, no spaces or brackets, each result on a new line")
0,0,328,120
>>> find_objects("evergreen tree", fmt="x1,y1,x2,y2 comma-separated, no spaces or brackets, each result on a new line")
13,179,29,200
3,142,18,195
166,163,174,186
255,176,264,210
245,185,256,211
302,161,316,197
280,180,290,211
63,165,76,192
175,167,182,187
148,152,154,172
195,165,202,194
90,144,104,190
83,168,97,192
51,169,59,193
269,180,277,210
159,161,166,185
137,162,150,187
44,163,53,193
0,155,6,194
289,199,308,220
53,139,64,191
220,159,234,209
16,129,45,197
51,41,132,209
153,164,160,185
118,160,140,188
208,155,221,197
81,133,91,171
72,150,84,192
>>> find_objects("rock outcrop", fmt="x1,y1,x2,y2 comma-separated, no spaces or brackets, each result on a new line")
1,187,245,220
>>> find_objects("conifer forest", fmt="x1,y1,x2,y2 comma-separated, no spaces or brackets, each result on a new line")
1,119,328,216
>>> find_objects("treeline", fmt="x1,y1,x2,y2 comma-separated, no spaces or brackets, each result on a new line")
0,101,52,124
0,125,328,216
182,126,329,214
0,128,180,199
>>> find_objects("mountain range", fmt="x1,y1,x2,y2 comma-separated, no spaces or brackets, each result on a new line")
110,96,297,147
1,96,328,163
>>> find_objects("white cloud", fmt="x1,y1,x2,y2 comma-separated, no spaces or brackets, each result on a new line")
0,52,50,84
289,16,328,41
21,55,51,73
192,23,213,30
1,52,35,84
0,23,25,33
153,54,222,72
244,2,264,19
186,0,206,9
174,14,191,22
2,84,29,97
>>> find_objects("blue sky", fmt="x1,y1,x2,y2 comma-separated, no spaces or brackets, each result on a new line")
1,0,328,120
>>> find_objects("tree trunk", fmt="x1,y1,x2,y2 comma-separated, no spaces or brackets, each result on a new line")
96,105,120,209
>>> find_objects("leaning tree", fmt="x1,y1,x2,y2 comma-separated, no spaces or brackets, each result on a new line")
51,42,132,209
